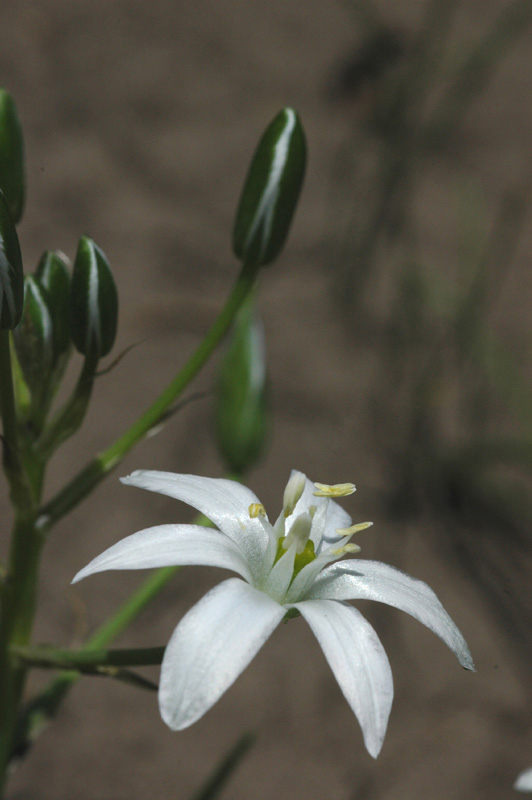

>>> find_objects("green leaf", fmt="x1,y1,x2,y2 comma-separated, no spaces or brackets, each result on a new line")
215,296,268,473
0,188,23,330
70,236,118,358
232,107,306,268
0,88,25,224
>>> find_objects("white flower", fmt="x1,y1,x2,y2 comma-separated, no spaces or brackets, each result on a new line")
73,469,474,758
515,768,532,792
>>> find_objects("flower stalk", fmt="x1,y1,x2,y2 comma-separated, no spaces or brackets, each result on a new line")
38,262,257,532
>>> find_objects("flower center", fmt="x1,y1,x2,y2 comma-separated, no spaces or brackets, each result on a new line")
273,532,317,577
272,510,317,580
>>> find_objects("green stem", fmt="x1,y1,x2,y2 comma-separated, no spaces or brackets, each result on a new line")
88,566,180,648
12,644,165,670
39,264,256,530
0,333,44,792
0,514,44,792
34,355,98,461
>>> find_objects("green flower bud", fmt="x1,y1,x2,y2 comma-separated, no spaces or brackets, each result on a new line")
232,107,306,269
0,188,23,329
13,275,54,398
70,236,118,359
215,297,268,473
0,88,25,224
35,250,71,363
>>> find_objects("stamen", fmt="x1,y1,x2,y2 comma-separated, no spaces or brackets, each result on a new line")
283,472,306,517
249,503,266,518
330,543,361,556
335,521,373,536
313,482,356,498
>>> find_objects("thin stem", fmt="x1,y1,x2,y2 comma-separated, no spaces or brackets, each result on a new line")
34,355,98,461
0,514,44,791
39,264,256,530
12,644,165,670
189,732,256,800
88,566,180,649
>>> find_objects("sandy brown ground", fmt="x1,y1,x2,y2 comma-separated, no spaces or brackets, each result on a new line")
1,1,532,798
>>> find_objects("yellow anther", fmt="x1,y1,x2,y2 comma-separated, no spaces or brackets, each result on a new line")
248,503,266,519
331,543,361,556
335,521,373,536
313,482,356,498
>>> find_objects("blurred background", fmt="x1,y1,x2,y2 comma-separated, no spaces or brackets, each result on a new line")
1,0,532,797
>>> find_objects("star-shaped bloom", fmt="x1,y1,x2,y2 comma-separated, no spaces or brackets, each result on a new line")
73,470,474,757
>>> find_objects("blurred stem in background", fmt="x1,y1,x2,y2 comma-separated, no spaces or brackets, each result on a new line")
327,0,532,675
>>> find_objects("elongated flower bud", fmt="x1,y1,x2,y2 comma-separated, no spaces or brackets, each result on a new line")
0,88,25,224
215,296,268,473
70,236,118,359
0,188,23,329
232,107,306,268
36,250,71,363
13,275,54,397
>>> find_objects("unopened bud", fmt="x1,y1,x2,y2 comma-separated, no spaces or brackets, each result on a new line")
215,296,268,473
0,188,23,329
232,107,306,269
35,250,71,364
70,236,118,359
0,88,25,224
13,276,54,397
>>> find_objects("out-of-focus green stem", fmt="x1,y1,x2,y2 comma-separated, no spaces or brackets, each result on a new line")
189,731,256,800
87,566,180,649
12,643,165,670
425,0,532,149
39,264,257,531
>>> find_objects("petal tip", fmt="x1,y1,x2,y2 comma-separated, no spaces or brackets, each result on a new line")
71,567,87,584
120,470,142,486
462,654,476,672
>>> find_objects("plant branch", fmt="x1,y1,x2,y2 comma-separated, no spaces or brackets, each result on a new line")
38,264,256,531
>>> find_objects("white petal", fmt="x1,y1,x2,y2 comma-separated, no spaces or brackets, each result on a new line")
72,525,252,584
159,578,285,729
121,471,268,574
294,599,393,758
515,767,532,792
307,560,475,671
262,541,297,602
